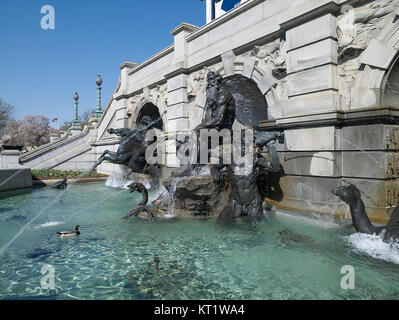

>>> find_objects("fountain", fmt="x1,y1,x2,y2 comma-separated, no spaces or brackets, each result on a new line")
98,71,284,220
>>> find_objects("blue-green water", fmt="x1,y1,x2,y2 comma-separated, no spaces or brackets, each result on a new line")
0,182,398,300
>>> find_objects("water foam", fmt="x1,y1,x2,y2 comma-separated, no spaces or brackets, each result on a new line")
347,233,399,265
33,221,64,229
161,214,176,219
105,173,132,189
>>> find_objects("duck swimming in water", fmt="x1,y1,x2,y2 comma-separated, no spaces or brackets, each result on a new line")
56,225,80,237
332,184,399,242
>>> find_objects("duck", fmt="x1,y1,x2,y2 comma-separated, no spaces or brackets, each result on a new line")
332,184,399,242
56,225,80,237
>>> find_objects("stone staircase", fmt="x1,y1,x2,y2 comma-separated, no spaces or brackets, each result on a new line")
19,124,96,170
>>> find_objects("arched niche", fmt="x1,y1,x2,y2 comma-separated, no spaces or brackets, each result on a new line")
221,74,268,129
137,102,164,130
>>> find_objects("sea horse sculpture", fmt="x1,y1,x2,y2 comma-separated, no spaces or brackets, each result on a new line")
124,182,154,219
332,184,399,242
89,116,161,184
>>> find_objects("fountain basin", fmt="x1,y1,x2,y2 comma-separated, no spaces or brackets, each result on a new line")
1,182,399,299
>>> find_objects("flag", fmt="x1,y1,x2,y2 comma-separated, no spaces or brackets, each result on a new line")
52,118,58,122
221,0,241,11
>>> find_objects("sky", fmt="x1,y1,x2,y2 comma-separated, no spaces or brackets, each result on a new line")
0,0,205,128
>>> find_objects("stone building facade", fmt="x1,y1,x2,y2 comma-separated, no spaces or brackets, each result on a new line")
19,0,399,223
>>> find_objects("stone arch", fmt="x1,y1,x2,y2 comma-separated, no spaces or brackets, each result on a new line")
131,96,167,129
191,55,279,129
382,53,399,106
351,15,399,108
222,74,268,129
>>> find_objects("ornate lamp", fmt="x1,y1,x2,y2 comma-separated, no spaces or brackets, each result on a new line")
94,74,103,118
71,92,81,127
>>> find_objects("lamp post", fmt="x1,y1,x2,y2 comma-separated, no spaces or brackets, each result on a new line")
94,74,103,118
71,92,81,127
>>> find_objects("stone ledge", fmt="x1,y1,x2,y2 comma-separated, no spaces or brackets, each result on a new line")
170,23,199,36
119,61,138,70
32,176,108,187
280,2,339,34
259,107,399,130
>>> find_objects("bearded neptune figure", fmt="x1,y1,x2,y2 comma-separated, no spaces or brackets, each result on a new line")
194,71,236,133
191,71,283,219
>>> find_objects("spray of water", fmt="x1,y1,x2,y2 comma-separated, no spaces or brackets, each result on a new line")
0,169,91,254
347,233,399,265
167,176,182,217
334,133,385,169
0,117,166,253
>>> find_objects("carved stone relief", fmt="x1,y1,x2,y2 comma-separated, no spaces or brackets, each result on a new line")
152,83,167,105
187,69,207,99
127,93,144,118
250,38,287,79
337,0,399,105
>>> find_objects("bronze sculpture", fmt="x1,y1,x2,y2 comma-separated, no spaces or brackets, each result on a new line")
89,116,161,181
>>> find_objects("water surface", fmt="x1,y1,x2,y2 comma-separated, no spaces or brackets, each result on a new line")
0,183,398,300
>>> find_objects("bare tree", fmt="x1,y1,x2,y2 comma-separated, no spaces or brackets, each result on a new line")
59,121,72,131
0,98,14,138
79,109,94,127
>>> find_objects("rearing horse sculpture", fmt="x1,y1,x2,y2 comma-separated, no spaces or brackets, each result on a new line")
89,116,161,182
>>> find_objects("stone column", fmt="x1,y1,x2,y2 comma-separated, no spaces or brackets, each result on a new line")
165,23,199,168
119,62,138,128
266,11,344,219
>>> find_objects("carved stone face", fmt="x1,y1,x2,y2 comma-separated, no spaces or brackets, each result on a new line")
332,185,361,205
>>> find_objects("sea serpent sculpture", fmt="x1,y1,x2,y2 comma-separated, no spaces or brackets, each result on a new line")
332,184,399,242
124,182,155,219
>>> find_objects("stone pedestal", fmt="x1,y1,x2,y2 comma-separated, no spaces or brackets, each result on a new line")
50,133,60,142
0,148,21,169
70,126,82,136
162,175,231,216
0,147,32,191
